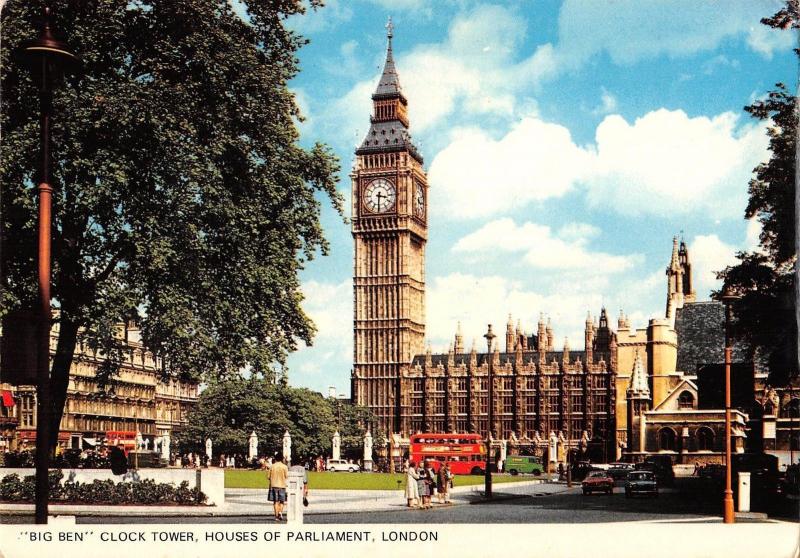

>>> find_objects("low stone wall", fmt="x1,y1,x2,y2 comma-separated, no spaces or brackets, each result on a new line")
0,468,225,507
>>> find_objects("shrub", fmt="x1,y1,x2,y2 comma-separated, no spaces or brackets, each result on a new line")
0,470,207,505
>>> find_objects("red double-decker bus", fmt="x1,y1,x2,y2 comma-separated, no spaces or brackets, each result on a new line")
409,433,486,475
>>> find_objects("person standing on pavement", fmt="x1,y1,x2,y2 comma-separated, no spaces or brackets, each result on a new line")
437,461,452,504
424,460,437,508
268,453,289,521
405,460,420,508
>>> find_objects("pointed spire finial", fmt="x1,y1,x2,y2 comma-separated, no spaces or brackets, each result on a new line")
386,16,394,43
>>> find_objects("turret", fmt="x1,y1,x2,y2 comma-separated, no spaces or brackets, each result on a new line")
537,313,547,361
546,318,554,352
506,314,515,353
454,321,464,354
678,239,696,303
562,337,570,364
585,311,594,364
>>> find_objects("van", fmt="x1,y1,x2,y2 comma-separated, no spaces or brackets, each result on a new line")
505,455,543,476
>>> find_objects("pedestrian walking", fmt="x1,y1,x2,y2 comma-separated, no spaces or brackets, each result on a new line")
268,453,289,522
437,461,453,504
405,460,420,508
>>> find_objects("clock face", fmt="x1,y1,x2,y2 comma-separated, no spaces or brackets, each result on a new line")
414,182,425,217
363,178,396,213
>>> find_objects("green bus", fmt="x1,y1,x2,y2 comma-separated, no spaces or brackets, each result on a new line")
505,455,544,476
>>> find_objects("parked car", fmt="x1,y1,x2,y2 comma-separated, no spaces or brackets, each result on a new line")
326,459,360,472
608,462,635,481
625,470,658,498
572,461,599,481
636,455,675,486
505,455,544,476
582,470,614,495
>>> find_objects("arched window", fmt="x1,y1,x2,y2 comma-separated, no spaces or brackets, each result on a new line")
658,428,677,451
782,398,800,418
696,427,714,451
678,391,694,409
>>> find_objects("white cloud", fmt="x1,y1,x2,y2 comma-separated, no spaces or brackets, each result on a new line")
319,5,559,149
688,234,739,297
453,218,640,273
746,21,798,58
428,118,590,219
556,0,796,65
429,108,768,220
592,88,618,116
745,218,763,252
286,0,353,35
586,109,767,217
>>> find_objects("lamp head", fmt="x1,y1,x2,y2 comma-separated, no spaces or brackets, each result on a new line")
16,7,80,88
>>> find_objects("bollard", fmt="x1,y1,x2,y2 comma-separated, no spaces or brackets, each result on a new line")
195,468,202,504
287,470,304,524
737,472,750,512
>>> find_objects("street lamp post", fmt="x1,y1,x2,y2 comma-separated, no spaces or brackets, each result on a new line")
722,286,739,524
484,325,496,499
16,7,79,525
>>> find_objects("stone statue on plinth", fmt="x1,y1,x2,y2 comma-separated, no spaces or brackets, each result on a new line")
332,431,341,461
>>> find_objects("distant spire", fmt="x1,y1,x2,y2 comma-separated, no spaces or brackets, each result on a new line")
375,17,401,97
670,236,680,268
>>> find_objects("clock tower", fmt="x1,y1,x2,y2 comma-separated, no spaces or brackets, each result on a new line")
351,20,427,434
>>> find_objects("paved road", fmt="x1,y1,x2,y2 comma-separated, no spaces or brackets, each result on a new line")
3,479,794,525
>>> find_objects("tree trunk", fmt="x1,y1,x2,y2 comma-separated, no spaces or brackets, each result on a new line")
48,317,79,453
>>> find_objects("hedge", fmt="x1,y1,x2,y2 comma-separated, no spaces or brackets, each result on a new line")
0,470,207,505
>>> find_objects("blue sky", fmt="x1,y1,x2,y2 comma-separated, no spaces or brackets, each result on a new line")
275,0,797,395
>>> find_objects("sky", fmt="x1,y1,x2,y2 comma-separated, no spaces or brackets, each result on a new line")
272,0,798,395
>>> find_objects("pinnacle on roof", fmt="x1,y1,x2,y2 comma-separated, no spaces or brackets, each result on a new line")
669,236,680,269
627,350,650,398
374,16,403,98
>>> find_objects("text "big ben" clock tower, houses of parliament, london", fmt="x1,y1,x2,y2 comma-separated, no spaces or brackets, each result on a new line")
351,20,428,435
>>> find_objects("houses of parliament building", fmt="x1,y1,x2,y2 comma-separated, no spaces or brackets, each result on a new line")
349,24,798,466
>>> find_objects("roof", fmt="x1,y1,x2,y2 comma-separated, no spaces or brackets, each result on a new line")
411,349,610,368
356,120,422,162
675,301,747,373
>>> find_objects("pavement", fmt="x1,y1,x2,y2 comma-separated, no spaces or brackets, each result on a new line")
0,478,556,518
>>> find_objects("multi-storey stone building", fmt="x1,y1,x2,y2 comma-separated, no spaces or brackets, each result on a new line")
1,320,198,453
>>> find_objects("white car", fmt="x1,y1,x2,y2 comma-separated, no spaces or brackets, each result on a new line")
327,459,360,472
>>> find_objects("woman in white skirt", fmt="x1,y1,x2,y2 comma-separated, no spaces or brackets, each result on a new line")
405,460,420,507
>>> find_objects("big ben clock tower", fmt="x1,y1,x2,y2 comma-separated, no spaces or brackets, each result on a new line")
351,20,427,435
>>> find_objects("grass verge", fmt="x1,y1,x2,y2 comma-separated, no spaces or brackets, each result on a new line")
225,470,536,490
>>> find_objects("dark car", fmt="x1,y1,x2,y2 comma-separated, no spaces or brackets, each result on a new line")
625,470,658,498
582,470,614,495
571,461,598,481
636,455,675,486
608,462,635,481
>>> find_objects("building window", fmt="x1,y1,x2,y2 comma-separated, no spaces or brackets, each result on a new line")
696,427,714,451
658,428,677,451
20,394,35,427
678,391,694,409
782,398,800,418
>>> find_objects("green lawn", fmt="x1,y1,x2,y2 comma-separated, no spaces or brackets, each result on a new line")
225,469,534,490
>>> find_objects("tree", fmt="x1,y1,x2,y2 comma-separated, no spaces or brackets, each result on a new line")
0,1,342,447
180,378,380,463
717,0,798,385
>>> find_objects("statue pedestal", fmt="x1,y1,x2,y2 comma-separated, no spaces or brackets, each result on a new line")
363,459,373,472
